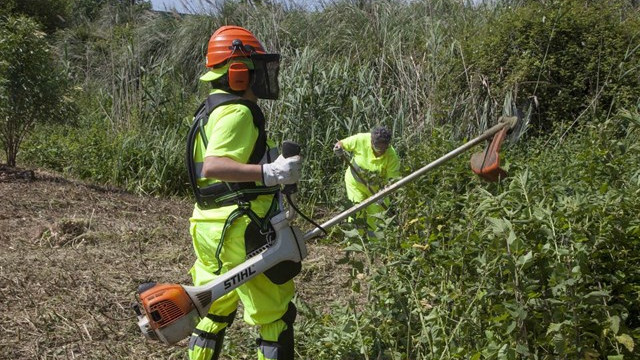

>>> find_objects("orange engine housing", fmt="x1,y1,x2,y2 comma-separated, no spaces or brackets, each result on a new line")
139,283,195,330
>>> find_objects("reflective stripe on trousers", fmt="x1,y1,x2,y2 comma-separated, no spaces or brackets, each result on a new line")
188,328,222,360
189,331,218,351
258,341,280,360
188,313,234,360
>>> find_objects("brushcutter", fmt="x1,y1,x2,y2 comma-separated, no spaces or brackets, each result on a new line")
133,116,517,345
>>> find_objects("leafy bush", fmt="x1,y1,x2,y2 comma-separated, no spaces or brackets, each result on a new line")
0,15,75,167
295,117,640,359
466,0,640,132
2,0,73,33
22,118,188,195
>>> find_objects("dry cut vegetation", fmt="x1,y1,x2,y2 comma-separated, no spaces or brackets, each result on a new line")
0,167,358,359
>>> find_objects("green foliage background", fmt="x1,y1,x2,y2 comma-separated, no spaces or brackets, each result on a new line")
3,0,640,358
0,15,75,166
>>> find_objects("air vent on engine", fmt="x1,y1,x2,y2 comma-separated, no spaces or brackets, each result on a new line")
195,291,212,308
150,300,185,326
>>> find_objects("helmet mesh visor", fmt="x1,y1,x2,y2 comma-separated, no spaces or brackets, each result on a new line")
251,54,280,100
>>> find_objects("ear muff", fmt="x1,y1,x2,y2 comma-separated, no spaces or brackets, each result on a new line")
228,62,250,91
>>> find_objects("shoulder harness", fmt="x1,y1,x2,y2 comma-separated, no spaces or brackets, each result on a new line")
186,93,279,210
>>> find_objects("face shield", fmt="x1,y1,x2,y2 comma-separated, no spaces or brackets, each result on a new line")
250,53,280,100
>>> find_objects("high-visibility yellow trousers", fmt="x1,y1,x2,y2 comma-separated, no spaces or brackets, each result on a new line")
344,173,385,231
188,216,295,360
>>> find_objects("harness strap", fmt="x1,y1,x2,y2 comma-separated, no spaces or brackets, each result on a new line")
201,93,267,165
350,162,368,185
213,196,279,275
187,92,276,210
206,310,237,325
214,204,252,275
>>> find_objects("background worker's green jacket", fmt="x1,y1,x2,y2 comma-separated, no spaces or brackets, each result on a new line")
341,132,400,202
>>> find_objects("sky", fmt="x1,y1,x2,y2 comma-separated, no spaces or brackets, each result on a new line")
148,0,317,13
149,0,209,14
148,0,486,14
147,0,391,13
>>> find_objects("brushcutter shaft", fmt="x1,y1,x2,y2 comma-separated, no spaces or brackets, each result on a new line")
303,118,516,241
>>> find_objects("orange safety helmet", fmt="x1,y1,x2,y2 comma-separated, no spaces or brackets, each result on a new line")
206,25,266,68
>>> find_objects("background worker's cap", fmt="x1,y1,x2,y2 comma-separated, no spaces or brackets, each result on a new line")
199,58,254,82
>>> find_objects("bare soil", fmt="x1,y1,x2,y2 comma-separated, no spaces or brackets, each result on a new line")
0,166,355,359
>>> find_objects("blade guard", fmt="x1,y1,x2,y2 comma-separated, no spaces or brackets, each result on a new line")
470,126,508,182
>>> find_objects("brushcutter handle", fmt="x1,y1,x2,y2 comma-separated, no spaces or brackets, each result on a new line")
282,141,300,195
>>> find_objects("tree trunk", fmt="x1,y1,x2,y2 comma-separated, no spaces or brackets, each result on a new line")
6,138,17,167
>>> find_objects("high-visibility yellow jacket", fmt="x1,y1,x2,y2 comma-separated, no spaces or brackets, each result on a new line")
341,132,400,202
190,89,277,222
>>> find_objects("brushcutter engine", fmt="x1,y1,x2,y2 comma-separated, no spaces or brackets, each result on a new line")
133,283,201,344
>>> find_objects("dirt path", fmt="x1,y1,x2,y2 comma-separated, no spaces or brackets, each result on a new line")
0,167,352,359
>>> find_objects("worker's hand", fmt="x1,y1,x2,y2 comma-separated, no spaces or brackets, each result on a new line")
333,142,344,155
262,155,302,186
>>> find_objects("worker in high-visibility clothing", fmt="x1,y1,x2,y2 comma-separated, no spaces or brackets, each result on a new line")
333,126,400,230
186,26,301,360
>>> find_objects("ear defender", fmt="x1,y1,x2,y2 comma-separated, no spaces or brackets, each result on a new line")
228,62,250,91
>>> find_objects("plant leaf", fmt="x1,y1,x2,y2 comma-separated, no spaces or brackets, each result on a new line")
609,315,621,334
615,334,634,352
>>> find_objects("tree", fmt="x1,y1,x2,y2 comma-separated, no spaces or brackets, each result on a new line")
1,0,73,33
0,15,74,167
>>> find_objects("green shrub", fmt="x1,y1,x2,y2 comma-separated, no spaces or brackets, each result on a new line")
297,117,640,359
466,0,640,132
2,0,73,33
23,119,188,195
0,15,76,167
